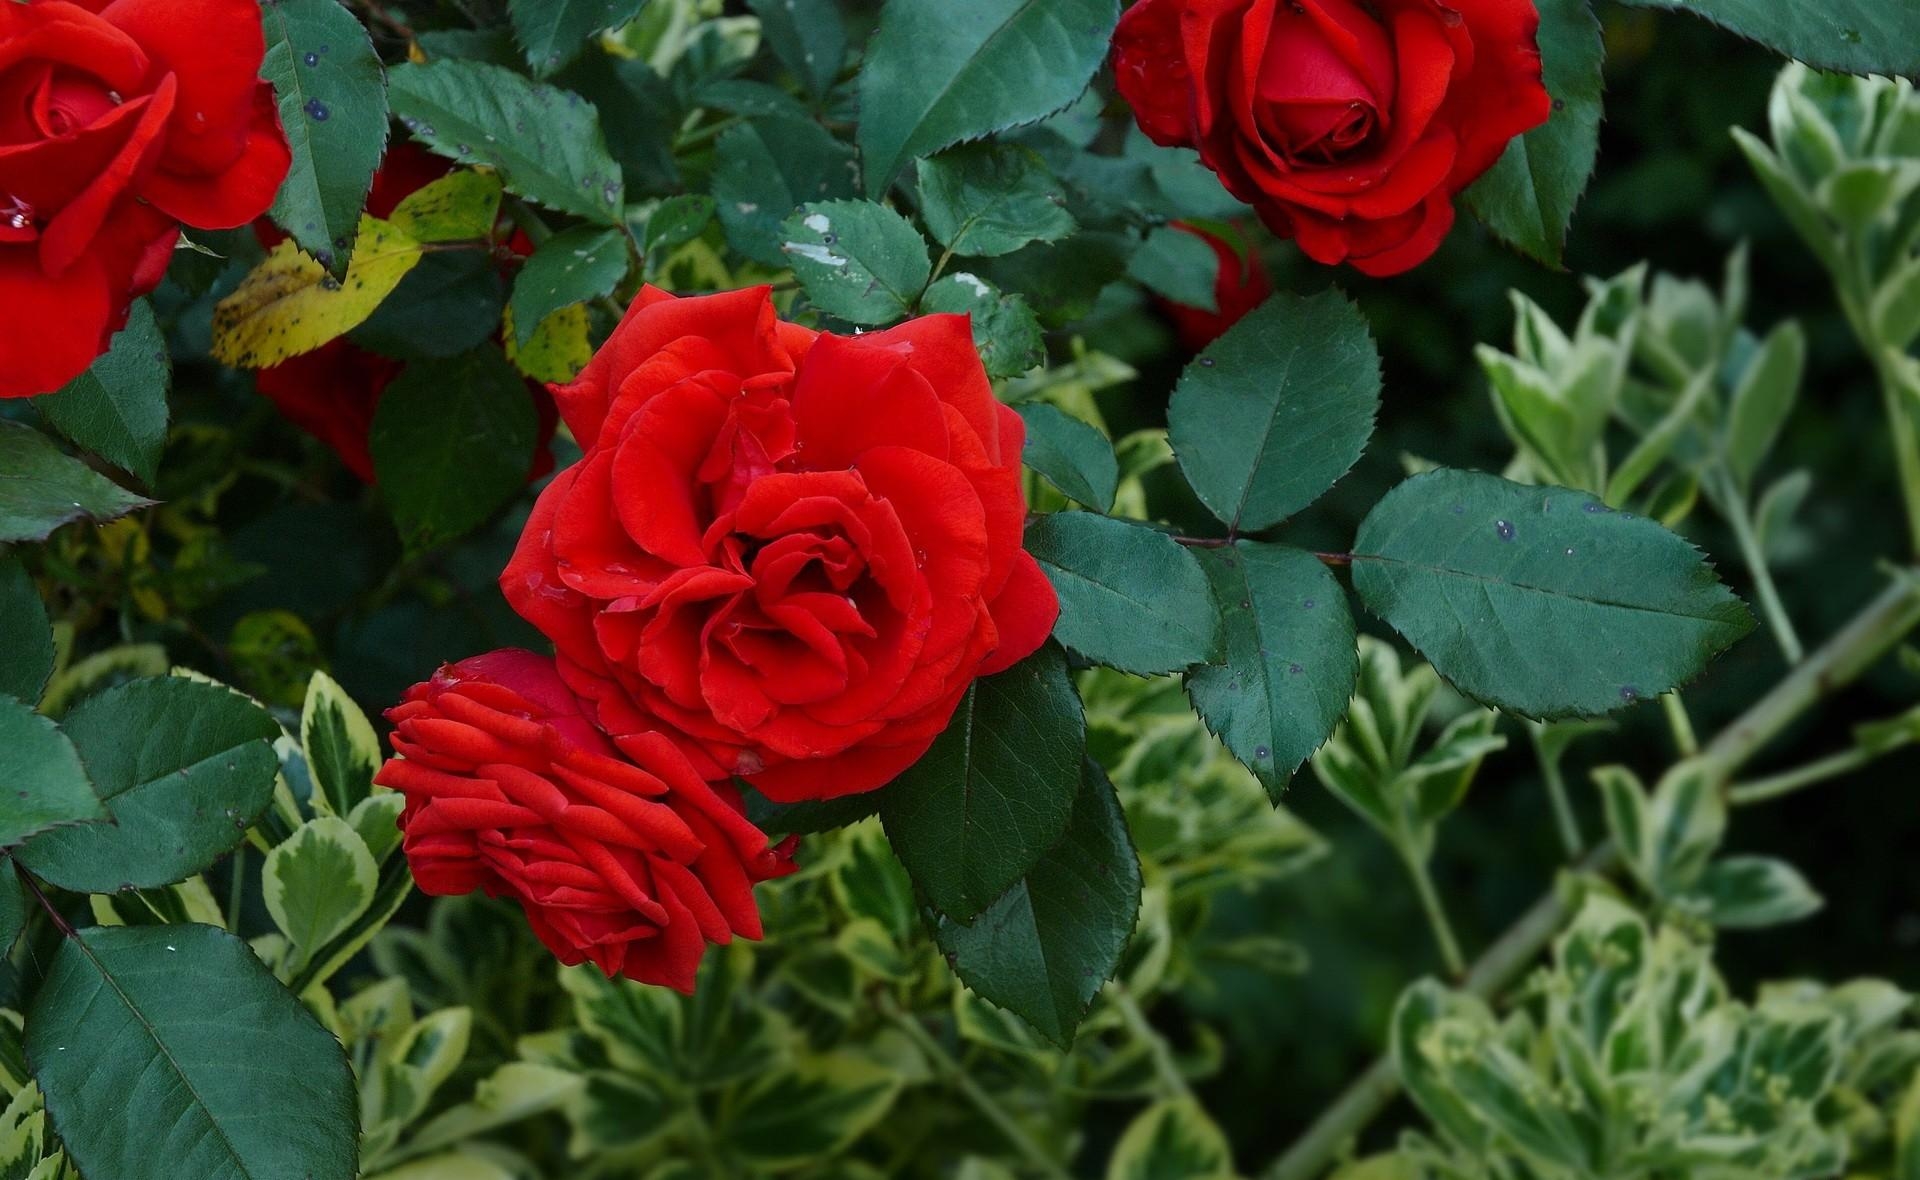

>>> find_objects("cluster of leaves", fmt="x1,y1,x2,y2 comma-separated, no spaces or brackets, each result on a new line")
1374,895,1920,1180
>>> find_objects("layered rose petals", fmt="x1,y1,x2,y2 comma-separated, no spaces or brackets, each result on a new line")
1112,0,1551,276
504,286,1059,802
376,649,798,993
0,0,290,397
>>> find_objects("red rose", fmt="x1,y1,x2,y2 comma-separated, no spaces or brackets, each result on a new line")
1162,222,1274,349
375,648,797,993
502,286,1060,803
0,0,290,397
253,145,556,483
1113,0,1551,276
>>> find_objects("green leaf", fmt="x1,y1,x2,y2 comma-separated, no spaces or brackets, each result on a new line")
857,0,1122,198
1873,254,1920,351
1015,402,1117,510
719,1055,904,1169
509,0,649,75
1350,469,1754,718
713,117,859,267
0,420,153,545
0,555,54,706
1025,512,1220,676
389,60,625,224
1732,130,1840,273
1462,0,1603,267
1167,291,1381,532
509,226,630,347
642,193,717,255
880,643,1085,921
369,347,539,552
1687,855,1823,929
34,300,169,486
1127,225,1220,311
1186,543,1358,802
916,144,1077,258
936,759,1140,1048
1639,759,1726,894
301,671,382,817
1105,1099,1236,1180
261,0,390,273
1615,0,1920,77
746,0,847,98
27,923,356,1180
0,865,23,956
265,816,379,962
0,697,103,849
16,678,280,892
1723,321,1806,490
780,200,931,326
920,273,1044,378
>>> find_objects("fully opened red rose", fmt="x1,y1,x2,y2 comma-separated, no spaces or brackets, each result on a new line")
503,286,1060,803
375,649,797,993
1113,0,1551,276
0,0,290,396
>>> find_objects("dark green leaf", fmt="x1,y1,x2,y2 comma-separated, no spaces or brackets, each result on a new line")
350,249,505,360
0,865,22,956
510,0,649,75
696,78,814,122
34,300,169,486
857,0,1122,198
0,420,153,545
719,1055,904,1168
916,144,1077,258
17,678,279,890
262,0,390,273
0,697,103,849
1025,512,1220,675
369,347,539,551
389,60,625,224
746,788,881,836
1167,291,1380,532
780,200,931,326
919,272,1045,377
747,0,847,98
712,117,859,267
1127,224,1220,311
1462,0,1602,267
509,226,631,347
28,923,357,1180
1615,0,1920,77
1014,402,1117,510
1350,469,1754,718
936,759,1140,1048
643,193,717,254
881,643,1085,921
1185,543,1358,802
0,555,54,706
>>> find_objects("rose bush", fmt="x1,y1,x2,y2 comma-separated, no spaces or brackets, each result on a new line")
375,648,797,993
503,286,1060,802
1113,0,1552,275
0,0,288,396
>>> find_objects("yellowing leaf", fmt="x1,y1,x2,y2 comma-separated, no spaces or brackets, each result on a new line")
504,303,591,383
212,215,425,369
390,170,504,244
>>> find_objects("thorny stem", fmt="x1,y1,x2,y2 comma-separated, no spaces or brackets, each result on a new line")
883,997,1073,1180
15,862,76,940
1259,571,1920,1180
1111,986,1195,1101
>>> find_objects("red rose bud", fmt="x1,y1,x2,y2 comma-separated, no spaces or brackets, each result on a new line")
1161,222,1275,350
376,649,797,994
1112,0,1552,277
502,285,1060,803
0,0,291,396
